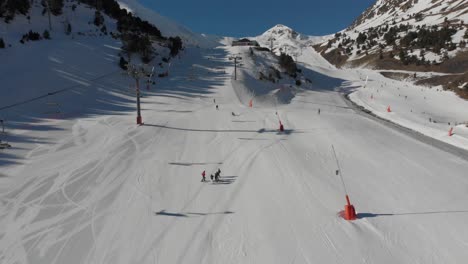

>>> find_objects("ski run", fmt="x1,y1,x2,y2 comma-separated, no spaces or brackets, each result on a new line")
1,1,468,263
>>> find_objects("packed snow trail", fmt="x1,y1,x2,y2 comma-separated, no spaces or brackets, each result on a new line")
1,45,468,264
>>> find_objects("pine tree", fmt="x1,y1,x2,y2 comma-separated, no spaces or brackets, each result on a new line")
94,10,104,26
442,50,449,60
419,49,425,59
356,32,367,44
43,30,50,39
119,56,128,70
399,49,407,64
460,40,466,48
279,53,297,76
66,22,71,35
169,36,183,57
1,0,31,22
45,0,64,16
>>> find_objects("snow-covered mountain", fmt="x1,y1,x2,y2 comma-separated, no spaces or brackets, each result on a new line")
252,24,331,59
316,0,468,66
314,0,468,96
351,0,468,32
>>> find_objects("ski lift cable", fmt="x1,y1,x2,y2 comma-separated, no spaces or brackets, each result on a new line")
331,145,348,196
275,96,280,122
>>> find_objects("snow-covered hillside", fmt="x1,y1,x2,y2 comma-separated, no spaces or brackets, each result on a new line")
314,0,467,72
1,1,468,264
116,0,221,48
252,24,331,60
0,1,117,44
351,0,468,32
230,45,316,106
312,0,468,98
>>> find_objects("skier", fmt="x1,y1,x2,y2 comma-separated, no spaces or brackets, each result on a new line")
231,112,235,116
210,174,214,182
201,170,206,182
213,98,216,104
214,172,219,182
216,168,221,179
318,108,321,115
216,105,219,110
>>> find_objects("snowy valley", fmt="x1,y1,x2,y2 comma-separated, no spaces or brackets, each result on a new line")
1,0,468,264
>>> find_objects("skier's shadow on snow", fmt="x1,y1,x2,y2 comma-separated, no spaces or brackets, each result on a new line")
143,124,301,135
155,210,234,218
293,100,351,110
358,210,468,219
238,137,285,141
211,176,237,185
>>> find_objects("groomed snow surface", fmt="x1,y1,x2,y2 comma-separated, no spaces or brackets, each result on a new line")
1,35,468,263
349,70,468,151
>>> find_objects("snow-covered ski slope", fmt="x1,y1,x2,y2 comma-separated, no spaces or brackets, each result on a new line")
249,24,468,151
349,69,468,151
2,30,468,264
292,45,468,151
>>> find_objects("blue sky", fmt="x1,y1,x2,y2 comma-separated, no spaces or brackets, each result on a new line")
139,0,376,37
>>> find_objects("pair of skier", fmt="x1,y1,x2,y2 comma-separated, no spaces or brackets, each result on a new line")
202,169,221,182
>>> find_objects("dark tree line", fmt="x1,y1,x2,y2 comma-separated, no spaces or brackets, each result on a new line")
169,36,183,57
20,30,41,43
0,0,30,22
121,33,153,63
279,53,297,77
0,0,184,63
400,26,457,52
41,0,64,16
79,0,183,61
0,0,65,22
79,0,162,38
331,18,463,67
